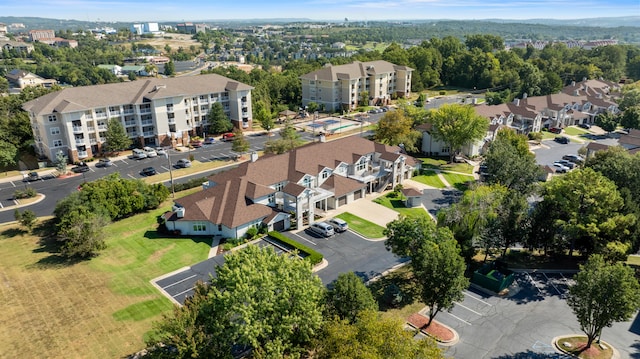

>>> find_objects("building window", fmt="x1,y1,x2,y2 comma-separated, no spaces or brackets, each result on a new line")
200,105,208,111
50,127,60,135
321,170,329,179
53,139,63,147
356,158,367,171
275,182,285,191
268,193,275,204
193,223,207,232
302,177,312,188
166,104,173,112
168,113,175,119
199,95,207,100
47,115,57,122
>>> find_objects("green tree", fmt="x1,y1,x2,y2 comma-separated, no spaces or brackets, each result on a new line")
541,168,635,256
325,272,377,323
254,101,275,135
54,150,68,174
230,129,250,157
14,209,37,232
484,128,542,193
567,254,640,349
56,206,109,258
315,310,444,359
374,110,421,152
429,103,489,162
207,102,233,134
619,106,640,130
212,245,324,357
595,112,618,133
0,141,18,169
264,120,303,154
164,60,175,76
104,118,131,153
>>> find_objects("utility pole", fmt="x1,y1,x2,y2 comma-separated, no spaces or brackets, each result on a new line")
165,151,175,198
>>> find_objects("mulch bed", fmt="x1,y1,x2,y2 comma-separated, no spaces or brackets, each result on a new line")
407,312,454,342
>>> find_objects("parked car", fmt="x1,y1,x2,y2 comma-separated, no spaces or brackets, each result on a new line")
25,171,40,182
578,123,591,129
143,146,157,157
141,167,157,176
308,222,335,237
96,158,113,167
132,148,147,159
221,133,235,142
556,159,576,169
155,147,167,156
190,140,203,148
71,163,90,173
327,218,349,233
204,137,215,145
554,136,570,144
176,159,192,168
549,127,562,134
562,154,584,164
553,162,570,173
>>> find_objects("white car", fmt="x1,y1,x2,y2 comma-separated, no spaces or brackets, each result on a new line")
176,159,192,168
308,222,334,237
553,162,570,173
143,146,158,157
327,218,348,233
155,147,167,156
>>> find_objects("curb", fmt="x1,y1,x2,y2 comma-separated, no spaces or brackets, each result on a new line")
0,193,46,213
552,335,620,359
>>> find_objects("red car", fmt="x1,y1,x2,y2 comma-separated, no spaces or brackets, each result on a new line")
222,133,235,141
549,127,562,134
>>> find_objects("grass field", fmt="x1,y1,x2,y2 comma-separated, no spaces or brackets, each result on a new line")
627,255,640,266
412,171,446,188
563,126,590,136
373,193,429,218
418,157,474,174
335,212,386,238
441,172,475,191
0,202,211,358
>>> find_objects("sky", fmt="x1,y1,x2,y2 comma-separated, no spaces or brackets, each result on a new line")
1,0,639,23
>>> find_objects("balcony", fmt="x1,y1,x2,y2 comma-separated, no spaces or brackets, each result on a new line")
77,151,88,158
75,138,85,145
89,138,97,144
97,125,107,130
86,126,95,132
168,119,176,124
110,111,121,116
124,120,136,127
143,131,155,137
139,108,151,114
123,109,135,115
99,137,106,143
72,126,83,133
141,119,153,126
95,113,107,119
127,132,138,137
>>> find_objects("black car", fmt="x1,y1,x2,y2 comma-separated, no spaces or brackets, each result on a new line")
579,123,591,129
141,167,157,176
71,163,90,173
554,136,569,144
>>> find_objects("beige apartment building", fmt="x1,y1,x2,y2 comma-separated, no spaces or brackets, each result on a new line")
300,60,413,112
22,74,253,162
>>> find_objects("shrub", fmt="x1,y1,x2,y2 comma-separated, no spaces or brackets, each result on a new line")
267,231,323,265
14,187,37,199
171,176,208,192
439,91,446,96
246,226,258,239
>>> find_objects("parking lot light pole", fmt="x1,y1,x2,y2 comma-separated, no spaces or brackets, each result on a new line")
165,151,175,198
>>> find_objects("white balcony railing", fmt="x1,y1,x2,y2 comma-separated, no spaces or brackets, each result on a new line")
98,125,107,130
143,131,154,137
95,113,107,119
168,119,175,124
75,139,84,145
89,138,97,144
125,120,136,127
123,109,135,115
141,119,153,126
72,126,83,133
77,151,88,158
86,126,95,132
139,108,151,114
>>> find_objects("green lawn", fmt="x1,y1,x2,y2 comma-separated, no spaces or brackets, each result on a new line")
441,172,475,191
417,157,474,174
563,126,589,136
0,200,211,358
335,212,386,238
373,193,429,218
627,255,640,266
540,131,558,140
412,170,446,188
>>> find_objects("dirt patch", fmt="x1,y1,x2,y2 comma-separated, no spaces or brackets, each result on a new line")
407,312,454,342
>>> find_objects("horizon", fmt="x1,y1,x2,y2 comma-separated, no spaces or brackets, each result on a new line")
1,0,639,23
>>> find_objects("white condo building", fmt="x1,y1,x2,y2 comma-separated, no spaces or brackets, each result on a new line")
22,74,253,162
300,60,413,112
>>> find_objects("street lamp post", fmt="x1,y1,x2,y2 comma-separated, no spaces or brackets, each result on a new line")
166,151,175,198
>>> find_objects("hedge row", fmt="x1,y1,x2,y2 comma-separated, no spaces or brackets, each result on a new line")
267,231,324,266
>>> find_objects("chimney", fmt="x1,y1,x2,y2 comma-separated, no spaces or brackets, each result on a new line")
522,92,528,99
172,205,185,218
513,98,520,106
571,81,576,86
250,151,259,162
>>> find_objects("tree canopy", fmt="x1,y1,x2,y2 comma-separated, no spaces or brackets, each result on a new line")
207,102,233,134
104,118,131,152
374,110,421,152
325,271,377,323
567,254,640,349
428,103,488,161
483,128,541,193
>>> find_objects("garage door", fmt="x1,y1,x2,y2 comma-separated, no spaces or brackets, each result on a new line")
273,220,285,232
338,196,347,206
354,190,362,200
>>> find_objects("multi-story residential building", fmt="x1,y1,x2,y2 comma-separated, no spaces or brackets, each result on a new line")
130,22,161,35
28,29,56,41
300,60,413,112
22,74,253,162
0,40,34,54
5,69,57,89
163,136,418,238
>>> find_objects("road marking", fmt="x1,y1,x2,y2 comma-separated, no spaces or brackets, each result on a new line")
172,286,196,299
161,166,169,171
443,311,472,326
543,272,563,296
526,273,543,293
120,159,128,164
127,174,136,179
463,291,493,306
292,232,317,246
162,274,198,290
0,202,3,208
454,302,483,316
10,181,16,187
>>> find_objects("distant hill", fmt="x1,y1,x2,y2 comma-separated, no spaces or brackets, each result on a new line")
483,16,640,28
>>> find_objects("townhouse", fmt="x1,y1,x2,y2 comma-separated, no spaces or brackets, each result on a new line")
5,69,57,89
163,136,418,239
300,60,413,112
22,74,253,162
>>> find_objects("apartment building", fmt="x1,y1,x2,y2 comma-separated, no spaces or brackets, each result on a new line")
300,60,413,112
22,74,253,162
28,29,56,41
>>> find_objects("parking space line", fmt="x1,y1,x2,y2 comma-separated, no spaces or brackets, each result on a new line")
543,273,564,296
443,312,472,326
161,166,169,171
526,273,543,293
162,274,197,290
454,302,483,316
10,181,16,187
463,291,493,306
120,159,128,164
292,232,317,246
127,174,136,179
173,286,196,299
